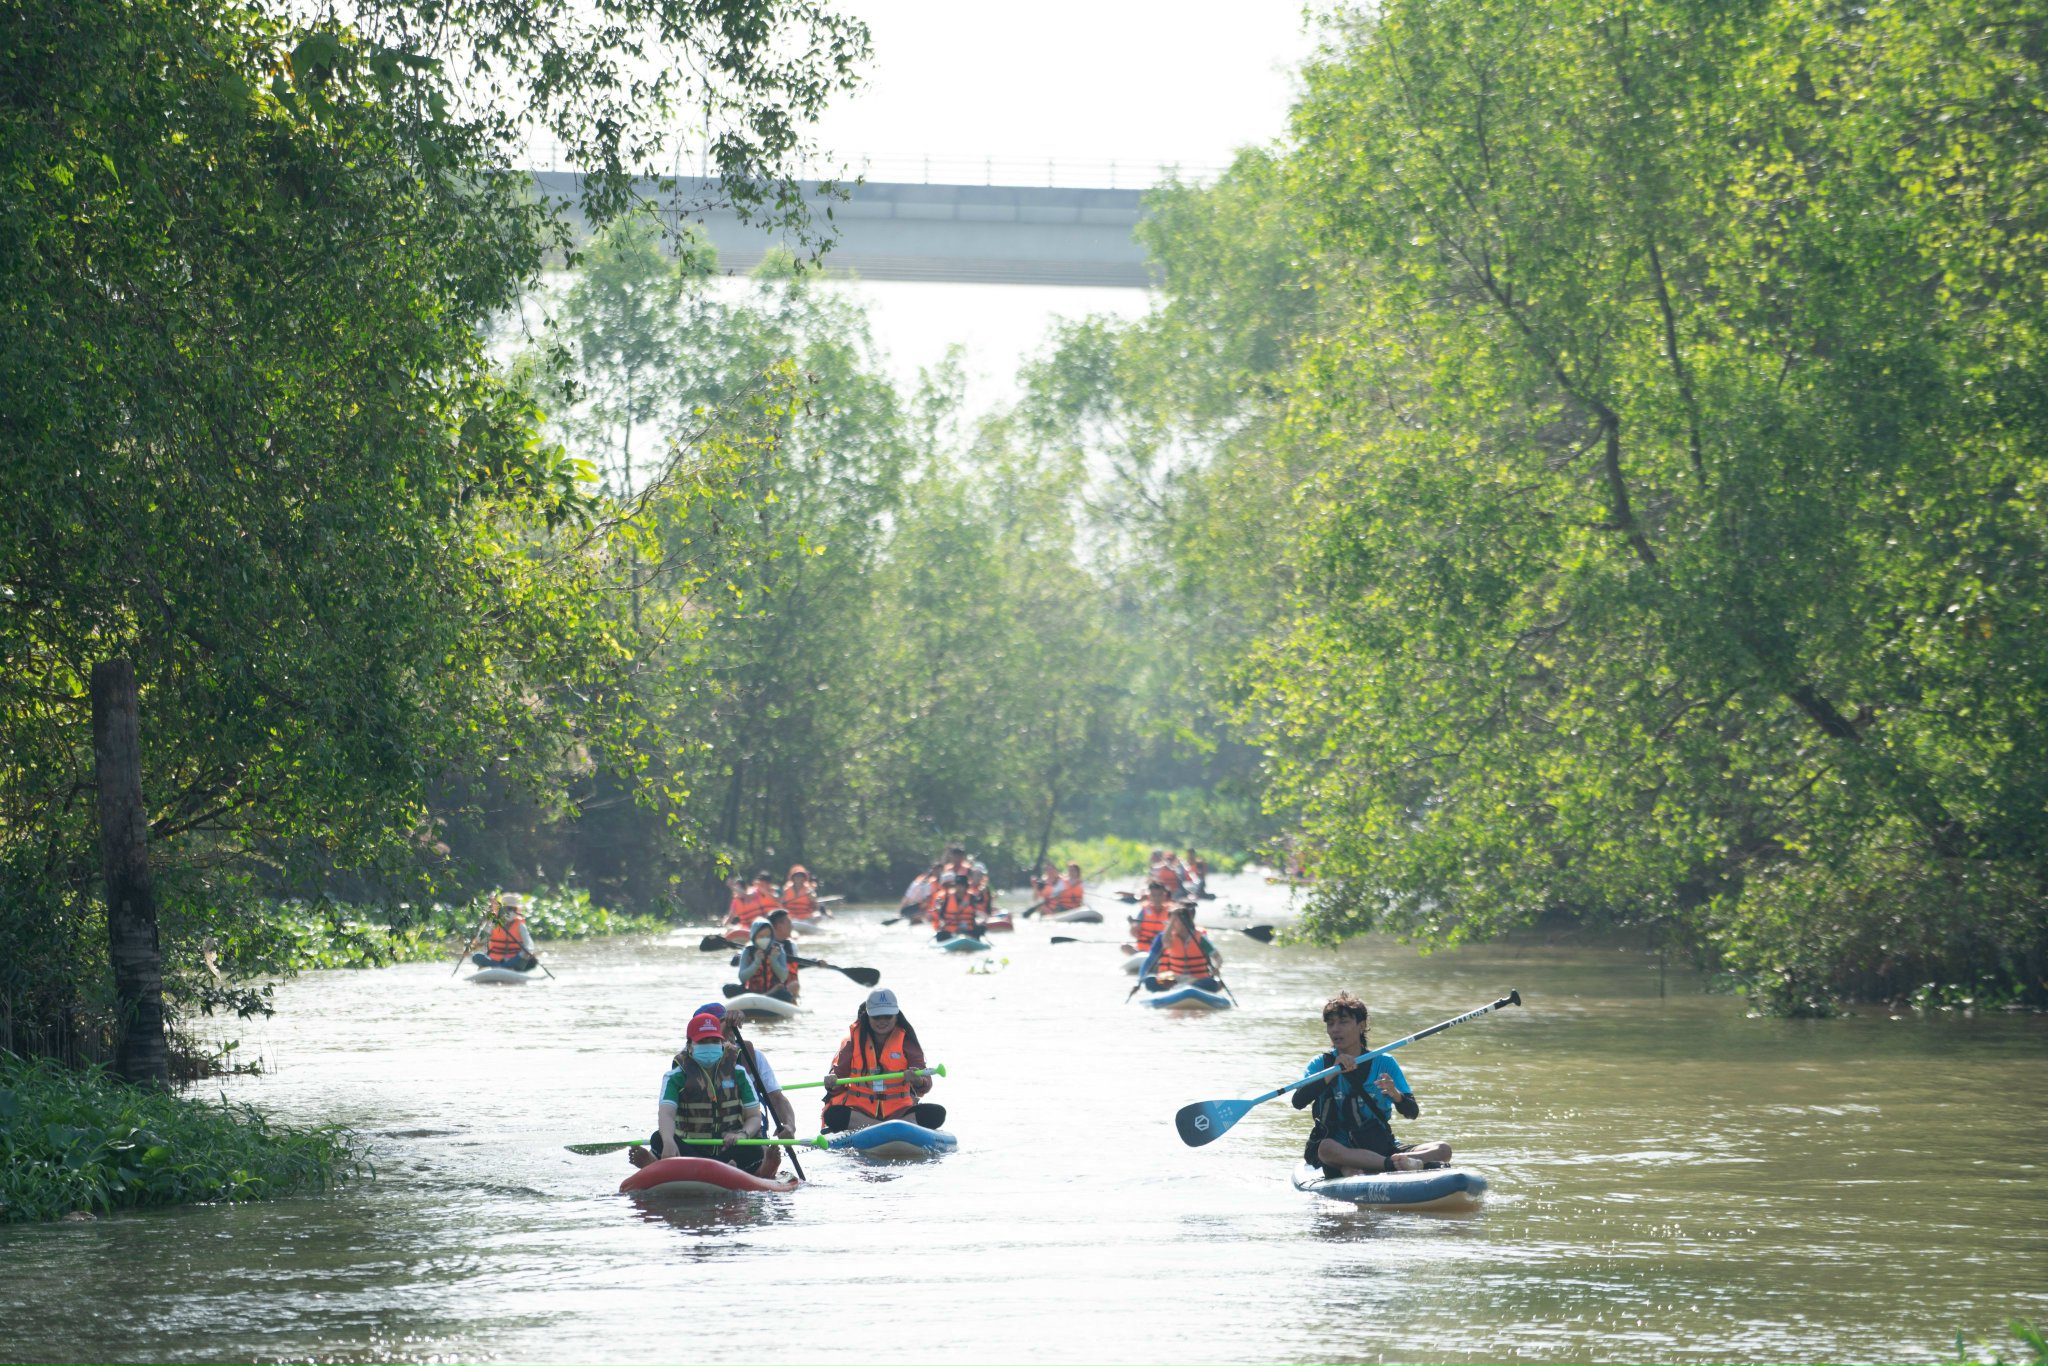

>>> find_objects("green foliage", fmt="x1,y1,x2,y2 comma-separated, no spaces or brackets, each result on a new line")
0,1052,362,1223
1032,0,2048,1011
1049,836,1245,879
258,887,668,971
1949,1320,2048,1366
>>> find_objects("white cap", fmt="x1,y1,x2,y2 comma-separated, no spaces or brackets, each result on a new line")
865,987,900,1016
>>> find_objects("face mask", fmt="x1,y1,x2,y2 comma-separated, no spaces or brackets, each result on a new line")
690,1043,724,1067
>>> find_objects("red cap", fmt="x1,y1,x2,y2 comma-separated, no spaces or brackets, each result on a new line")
686,1013,725,1043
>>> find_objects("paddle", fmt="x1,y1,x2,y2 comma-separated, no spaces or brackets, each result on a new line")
1053,924,1274,945
783,1064,944,1092
564,1135,828,1155
450,911,490,976
790,956,881,988
1173,990,1522,1147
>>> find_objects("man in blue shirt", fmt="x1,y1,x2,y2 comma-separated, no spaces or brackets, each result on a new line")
1291,991,1453,1177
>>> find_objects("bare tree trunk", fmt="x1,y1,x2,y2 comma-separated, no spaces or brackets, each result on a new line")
91,659,168,1088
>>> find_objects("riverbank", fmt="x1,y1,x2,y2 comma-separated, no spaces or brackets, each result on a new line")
272,887,672,971
0,1052,361,1224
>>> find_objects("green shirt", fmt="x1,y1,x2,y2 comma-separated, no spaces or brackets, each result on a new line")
658,1063,757,1110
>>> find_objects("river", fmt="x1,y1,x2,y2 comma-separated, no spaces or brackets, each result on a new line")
2,871,2043,1364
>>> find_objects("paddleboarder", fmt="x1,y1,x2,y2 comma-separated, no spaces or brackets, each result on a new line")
627,1012,766,1173
821,988,945,1133
735,918,796,1002
1137,906,1222,991
1292,991,1452,1176
470,892,538,972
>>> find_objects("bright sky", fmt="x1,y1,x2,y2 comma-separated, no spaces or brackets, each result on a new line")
806,0,1320,183
799,2,1323,411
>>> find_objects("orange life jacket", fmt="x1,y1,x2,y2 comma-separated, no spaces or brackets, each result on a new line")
932,887,977,934
1053,878,1085,911
832,1022,914,1119
730,888,780,925
486,916,527,960
1156,932,1214,979
1155,863,1186,894
741,939,787,994
782,884,819,918
1132,902,1171,949
773,933,801,990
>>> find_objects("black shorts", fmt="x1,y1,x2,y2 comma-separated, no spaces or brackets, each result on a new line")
1317,1139,1414,1180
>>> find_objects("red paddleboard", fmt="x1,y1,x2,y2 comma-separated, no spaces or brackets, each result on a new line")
619,1156,798,1198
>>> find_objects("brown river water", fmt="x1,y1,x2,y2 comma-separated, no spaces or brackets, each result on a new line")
2,871,2043,1364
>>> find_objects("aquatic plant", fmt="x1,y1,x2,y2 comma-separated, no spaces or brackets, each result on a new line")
1948,1319,2048,1366
0,1053,362,1224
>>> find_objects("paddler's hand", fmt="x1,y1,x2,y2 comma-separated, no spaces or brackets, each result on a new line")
775,1124,795,1140
1374,1072,1401,1098
722,1130,744,1146
1334,1051,1361,1073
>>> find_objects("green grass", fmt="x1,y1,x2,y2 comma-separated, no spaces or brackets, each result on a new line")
1948,1320,2047,1366
0,1052,363,1223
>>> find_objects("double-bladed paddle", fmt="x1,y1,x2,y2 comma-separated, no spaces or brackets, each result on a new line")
564,1065,949,1154
697,935,879,987
1051,924,1275,945
1173,991,1522,1147
565,1135,828,1156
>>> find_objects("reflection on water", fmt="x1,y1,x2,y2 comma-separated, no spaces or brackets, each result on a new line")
0,871,2042,1364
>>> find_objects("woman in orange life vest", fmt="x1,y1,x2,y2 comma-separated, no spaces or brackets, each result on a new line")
929,870,980,938
734,918,795,1001
471,892,538,971
1127,879,1174,952
820,987,945,1133
726,870,781,928
1052,861,1087,912
1137,905,1223,992
780,865,823,920
762,908,803,1001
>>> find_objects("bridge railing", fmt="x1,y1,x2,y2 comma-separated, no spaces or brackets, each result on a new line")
513,138,1226,190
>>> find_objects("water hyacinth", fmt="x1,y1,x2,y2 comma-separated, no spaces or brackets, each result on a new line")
0,1053,362,1224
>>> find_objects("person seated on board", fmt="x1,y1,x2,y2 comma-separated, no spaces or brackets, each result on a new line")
726,869,782,929
899,862,941,921
627,1012,766,1173
1127,878,1174,951
734,918,796,1002
781,865,824,920
1053,861,1087,912
763,908,805,1001
684,1001,799,1178
964,867,995,922
471,892,538,971
821,988,945,1133
1184,847,1211,899
1138,905,1223,992
1290,991,1452,1177
931,871,984,939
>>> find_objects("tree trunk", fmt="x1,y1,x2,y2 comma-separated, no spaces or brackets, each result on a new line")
1033,784,1061,876
91,659,168,1088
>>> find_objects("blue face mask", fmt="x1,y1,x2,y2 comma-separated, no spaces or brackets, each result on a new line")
690,1043,724,1067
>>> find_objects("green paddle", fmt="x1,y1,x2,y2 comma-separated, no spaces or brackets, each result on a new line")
565,1135,827,1156
563,1066,947,1153
783,1063,944,1091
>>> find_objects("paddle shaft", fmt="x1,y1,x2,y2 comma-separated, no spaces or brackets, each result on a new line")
1253,991,1523,1108
781,1063,944,1092
450,912,489,975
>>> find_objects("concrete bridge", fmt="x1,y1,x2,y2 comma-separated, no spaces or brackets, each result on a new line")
530,172,1156,288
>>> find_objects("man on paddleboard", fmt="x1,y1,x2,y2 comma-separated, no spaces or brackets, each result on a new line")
692,1001,799,1177
471,892,538,972
1293,992,1452,1177
628,1012,767,1173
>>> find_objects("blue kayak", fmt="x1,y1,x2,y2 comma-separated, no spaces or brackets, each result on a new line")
1291,1163,1487,1212
826,1119,958,1159
936,934,991,953
1139,984,1232,1011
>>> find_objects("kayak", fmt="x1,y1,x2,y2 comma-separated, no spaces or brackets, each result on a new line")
1291,1163,1487,1212
726,991,804,1020
936,934,991,953
826,1119,958,1160
1051,907,1103,924
1139,983,1232,1011
466,965,535,984
981,912,1014,933
620,1156,798,1199
1120,952,1145,976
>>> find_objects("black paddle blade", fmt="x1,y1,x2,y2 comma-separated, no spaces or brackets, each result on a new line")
1174,1099,1250,1147
1508,989,1522,1007
1116,891,1138,903
1239,925,1277,943
721,981,744,999
841,966,881,987
699,934,733,951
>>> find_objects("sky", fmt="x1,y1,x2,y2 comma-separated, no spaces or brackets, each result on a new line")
793,1,1325,411
805,1,1322,183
